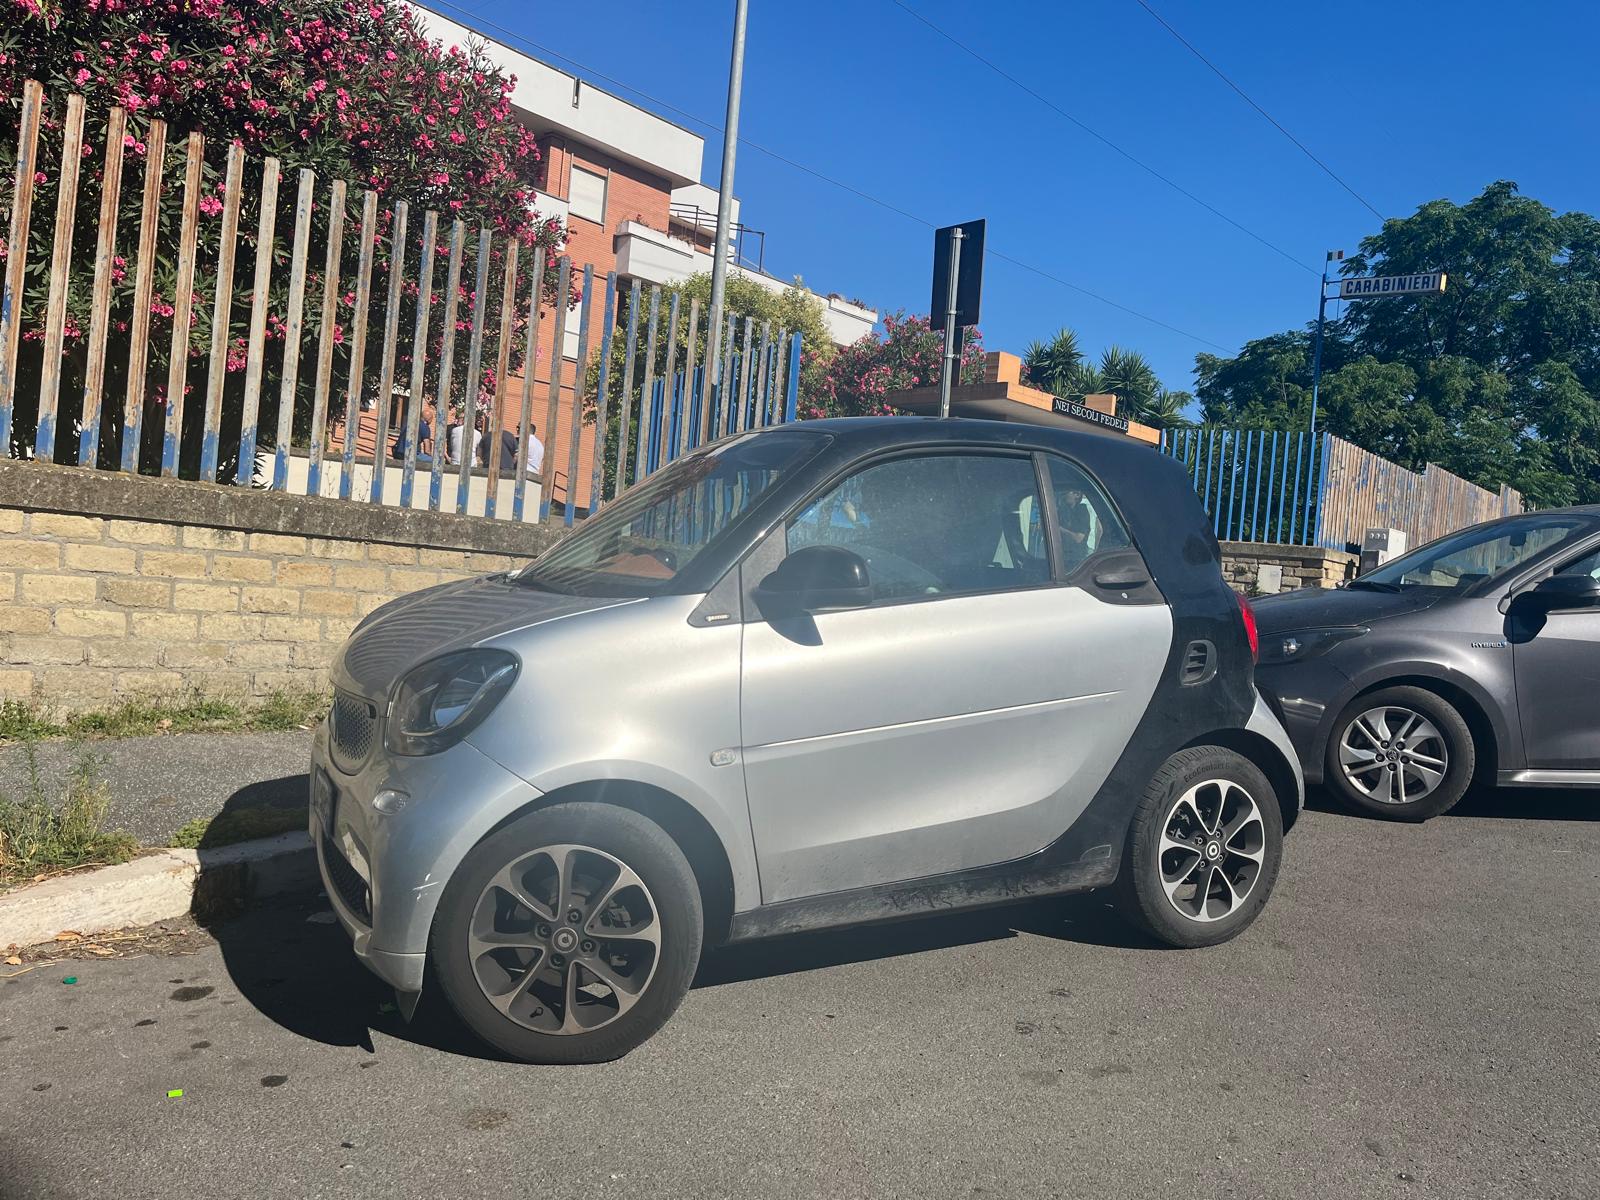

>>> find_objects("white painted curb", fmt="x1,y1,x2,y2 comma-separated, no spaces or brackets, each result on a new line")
0,831,316,949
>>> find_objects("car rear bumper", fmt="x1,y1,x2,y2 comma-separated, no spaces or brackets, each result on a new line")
309,721,544,995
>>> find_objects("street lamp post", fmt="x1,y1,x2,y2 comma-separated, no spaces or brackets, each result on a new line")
705,0,748,429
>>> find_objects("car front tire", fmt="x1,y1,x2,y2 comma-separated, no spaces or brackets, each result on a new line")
1325,685,1474,822
1115,746,1284,948
431,802,703,1064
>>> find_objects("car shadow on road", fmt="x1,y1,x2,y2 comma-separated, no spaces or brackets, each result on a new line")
1302,782,1596,823
208,884,1153,1063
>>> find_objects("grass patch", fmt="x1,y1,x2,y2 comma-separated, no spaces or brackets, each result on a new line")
0,690,327,745
0,747,138,891
169,806,307,851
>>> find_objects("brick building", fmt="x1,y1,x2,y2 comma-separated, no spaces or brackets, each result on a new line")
390,6,879,514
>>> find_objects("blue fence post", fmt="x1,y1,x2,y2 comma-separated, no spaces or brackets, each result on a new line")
1226,431,1246,540
1306,431,1330,546
784,332,802,422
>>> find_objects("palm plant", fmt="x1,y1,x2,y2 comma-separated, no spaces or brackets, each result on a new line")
1098,346,1160,418
1022,328,1084,395
1136,388,1196,429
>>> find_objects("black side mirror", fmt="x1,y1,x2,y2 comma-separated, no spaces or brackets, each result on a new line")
1524,573,1600,612
755,545,872,617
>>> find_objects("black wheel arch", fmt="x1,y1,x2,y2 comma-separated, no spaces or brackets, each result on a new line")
1184,728,1303,833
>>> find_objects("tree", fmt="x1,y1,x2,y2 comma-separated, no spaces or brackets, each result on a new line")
1192,182,1600,506
810,310,985,419
0,0,567,475
1024,325,1191,427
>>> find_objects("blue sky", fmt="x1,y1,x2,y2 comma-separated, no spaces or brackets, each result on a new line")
436,0,1599,394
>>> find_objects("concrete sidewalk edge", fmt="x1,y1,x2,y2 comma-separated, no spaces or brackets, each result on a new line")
1,832,318,949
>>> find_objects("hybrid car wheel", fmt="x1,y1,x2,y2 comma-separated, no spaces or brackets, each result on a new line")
1116,747,1283,948
432,803,703,1064
1327,685,1473,821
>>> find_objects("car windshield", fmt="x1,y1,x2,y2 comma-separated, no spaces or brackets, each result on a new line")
1353,514,1587,593
510,430,828,597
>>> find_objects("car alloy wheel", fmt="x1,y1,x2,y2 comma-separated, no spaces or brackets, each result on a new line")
1156,778,1267,924
467,843,661,1035
1337,705,1449,807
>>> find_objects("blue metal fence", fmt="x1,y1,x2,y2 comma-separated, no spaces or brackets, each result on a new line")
1158,427,1328,546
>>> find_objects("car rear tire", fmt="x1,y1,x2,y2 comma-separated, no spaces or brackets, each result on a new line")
1325,685,1474,822
431,802,703,1065
1114,746,1283,948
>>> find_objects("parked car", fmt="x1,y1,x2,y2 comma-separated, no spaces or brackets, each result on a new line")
1255,507,1600,821
312,418,1303,1063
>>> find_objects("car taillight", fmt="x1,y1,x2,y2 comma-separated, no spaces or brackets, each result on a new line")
1235,590,1259,662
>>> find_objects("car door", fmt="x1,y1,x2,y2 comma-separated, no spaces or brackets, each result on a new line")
1514,544,1600,771
738,449,1172,904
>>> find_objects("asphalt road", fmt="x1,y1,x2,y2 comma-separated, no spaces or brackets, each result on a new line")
2,787,1596,1200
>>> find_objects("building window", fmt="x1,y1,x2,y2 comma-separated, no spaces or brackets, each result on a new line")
570,165,608,224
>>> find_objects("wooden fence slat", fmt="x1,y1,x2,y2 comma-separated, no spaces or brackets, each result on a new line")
77,104,127,467
659,291,680,470
337,189,377,499
615,279,641,493
235,155,279,486
564,263,594,526
484,237,520,517
161,132,205,478
635,285,661,484
455,225,493,516
272,168,315,489
539,255,572,517
398,209,438,509
304,177,346,496
428,219,466,511
119,118,166,474
35,92,86,462
511,244,546,522
586,270,617,513
681,296,700,456
0,79,45,454
367,200,407,503
199,141,244,482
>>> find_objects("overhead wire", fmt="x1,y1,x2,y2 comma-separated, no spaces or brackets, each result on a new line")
885,0,1318,276
426,0,1234,350
1129,0,1385,220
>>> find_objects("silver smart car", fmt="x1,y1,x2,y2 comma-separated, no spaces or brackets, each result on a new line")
312,418,1303,1063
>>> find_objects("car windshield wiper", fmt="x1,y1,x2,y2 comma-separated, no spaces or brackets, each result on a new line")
1345,578,1404,593
508,567,570,594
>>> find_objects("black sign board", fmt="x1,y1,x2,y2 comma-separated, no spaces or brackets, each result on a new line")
931,219,985,329
1052,396,1129,433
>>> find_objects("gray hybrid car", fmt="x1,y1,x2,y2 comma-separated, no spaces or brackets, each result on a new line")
1255,506,1600,821
312,418,1303,1063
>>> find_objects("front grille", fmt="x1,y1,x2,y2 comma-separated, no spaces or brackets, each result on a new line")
329,691,378,774
322,834,372,925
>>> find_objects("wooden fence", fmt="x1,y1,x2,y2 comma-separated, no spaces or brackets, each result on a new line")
0,80,801,524
1159,427,1524,552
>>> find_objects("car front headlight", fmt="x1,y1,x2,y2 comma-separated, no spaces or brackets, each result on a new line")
386,649,520,756
1257,626,1369,665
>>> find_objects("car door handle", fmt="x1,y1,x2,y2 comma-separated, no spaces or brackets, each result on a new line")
1094,566,1150,588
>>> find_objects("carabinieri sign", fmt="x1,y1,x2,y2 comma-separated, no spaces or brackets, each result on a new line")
1052,397,1130,433
1338,272,1447,299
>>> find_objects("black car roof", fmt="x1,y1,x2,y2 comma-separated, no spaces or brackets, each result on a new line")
776,415,1154,466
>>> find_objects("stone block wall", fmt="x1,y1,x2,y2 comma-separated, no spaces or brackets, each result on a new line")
1218,541,1358,596
0,460,565,711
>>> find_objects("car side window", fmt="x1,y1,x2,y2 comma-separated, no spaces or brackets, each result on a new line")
1044,456,1131,575
1556,547,1600,579
786,453,1049,605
